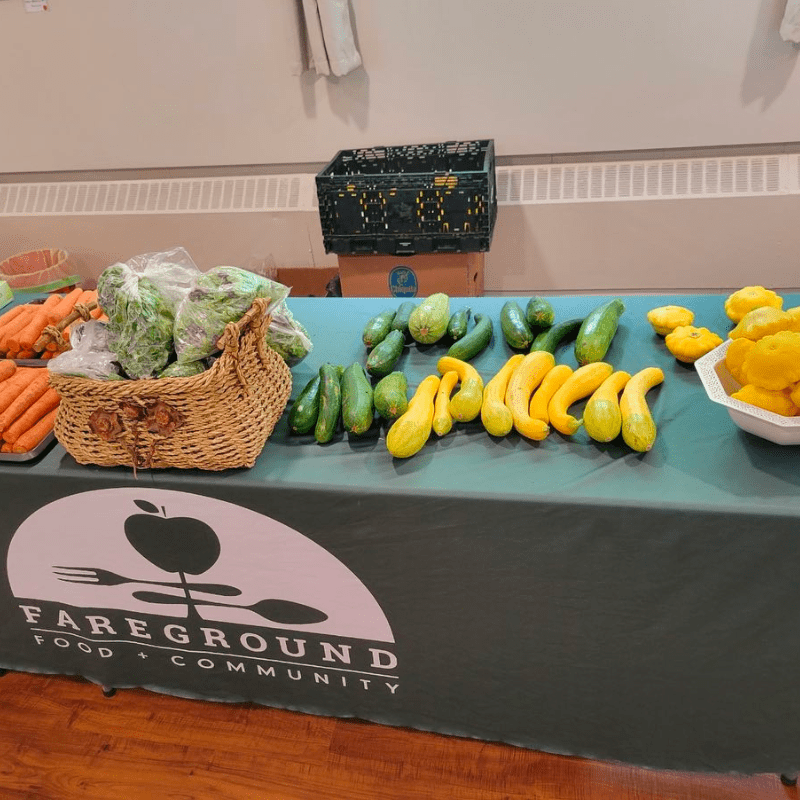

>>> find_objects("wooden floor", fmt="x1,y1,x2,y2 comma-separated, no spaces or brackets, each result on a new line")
0,671,793,800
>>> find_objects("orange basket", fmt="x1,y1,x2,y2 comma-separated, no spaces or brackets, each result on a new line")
0,249,81,292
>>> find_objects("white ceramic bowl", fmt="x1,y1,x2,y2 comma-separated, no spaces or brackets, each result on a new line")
694,338,800,445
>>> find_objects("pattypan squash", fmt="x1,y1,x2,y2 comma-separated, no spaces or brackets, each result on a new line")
646,305,694,336
742,330,800,391
724,337,756,384
786,306,800,332
664,325,723,363
731,384,798,417
729,306,793,341
724,285,783,323
791,382,800,408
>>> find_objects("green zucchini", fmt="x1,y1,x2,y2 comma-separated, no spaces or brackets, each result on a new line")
525,297,556,330
391,301,416,336
500,301,534,350
341,362,374,435
447,307,471,341
362,309,397,348
446,313,493,361
574,298,625,366
366,329,405,377
530,318,583,354
314,363,342,444
408,293,450,344
287,374,321,434
373,371,409,421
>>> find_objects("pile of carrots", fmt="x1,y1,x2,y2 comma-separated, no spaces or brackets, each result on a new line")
0,288,106,360
0,362,59,454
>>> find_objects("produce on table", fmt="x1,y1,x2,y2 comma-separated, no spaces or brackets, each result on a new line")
341,362,374,435
0,363,59,453
373,372,408,421
362,309,397,348
574,298,625,366
288,374,321,434
385,374,440,458
436,356,484,422
740,331,800,392
548,362,614,436
432,370,459,437
664,325,723,363
505,351,555,441
525,297,556,330
446,307,471,341
620,367,664,452
531,318,583,354
500,300,534,350
391,301,416,337
724,285,783,323
583,370,632,443
728,306,795,341
366,329,405,377
314,363,343,444
408,293,450,344
481,354,524,437
731,384,798,417
265,301,313,366
724,338,755,385
646,305,694,336
529,364,573,424
446,313,492,361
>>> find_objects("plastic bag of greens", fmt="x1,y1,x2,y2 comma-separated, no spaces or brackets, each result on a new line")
158,360,207,379
97,247,200,379
48,320,124,381
266,300,313,366
173,265,289,364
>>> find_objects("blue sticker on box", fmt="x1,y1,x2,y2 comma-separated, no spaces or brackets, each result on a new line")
388,266,418,298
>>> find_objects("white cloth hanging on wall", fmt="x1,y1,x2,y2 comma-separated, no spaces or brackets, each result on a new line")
289,0,362,77
780,0,800,43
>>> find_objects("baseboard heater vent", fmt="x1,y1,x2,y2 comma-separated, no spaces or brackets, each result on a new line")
2,155,799,217
495,154,800,205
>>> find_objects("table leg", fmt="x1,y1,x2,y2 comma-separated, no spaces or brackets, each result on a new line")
780,774,797,786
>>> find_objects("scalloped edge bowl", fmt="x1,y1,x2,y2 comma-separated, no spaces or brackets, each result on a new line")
694,338,800,445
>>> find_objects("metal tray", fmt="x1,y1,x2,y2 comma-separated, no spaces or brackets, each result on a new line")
0,431,57,462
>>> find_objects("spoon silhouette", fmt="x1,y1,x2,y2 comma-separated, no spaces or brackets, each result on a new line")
132,590,328,625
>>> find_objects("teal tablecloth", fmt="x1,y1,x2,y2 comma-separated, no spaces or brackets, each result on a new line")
1,292,799,776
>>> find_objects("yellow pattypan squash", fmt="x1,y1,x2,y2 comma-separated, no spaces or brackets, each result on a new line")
791,382,800,408
741,330,800,391
786,306,800,332
729,306,793,341
731,384,798,417
724,285,783,323
664,325,723,363
646,305,695,336
724,337,756,384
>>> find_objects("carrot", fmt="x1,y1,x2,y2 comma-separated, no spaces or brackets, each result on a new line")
0,361,15,383
11,308,52,352
0,307,35,353
0,305,29,331
0,370,49,430
0,369,39,414
96,314,109,324
40,351,54,360
48,287,82,323
90,307,103,320
16,350,36,360
2,387,59,444
0,442,12,453
12,407,57,453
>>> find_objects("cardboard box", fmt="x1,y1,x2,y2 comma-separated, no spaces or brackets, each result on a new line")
275,267,340,297
337,253,484,298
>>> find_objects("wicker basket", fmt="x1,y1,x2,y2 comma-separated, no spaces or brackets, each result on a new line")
48,299,292,471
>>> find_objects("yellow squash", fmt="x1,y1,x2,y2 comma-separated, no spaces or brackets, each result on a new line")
437,356,484,422
432,370,459,437
548,362,614,436
620,367,664,452
481,354,524,437
583,370,631,443
646,305,694,336
529,363,573,423
664,325,723,364
386,374,440,458
504,351,555,440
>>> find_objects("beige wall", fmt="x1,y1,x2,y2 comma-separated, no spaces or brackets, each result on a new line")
1,0,799,173
4,194,799,294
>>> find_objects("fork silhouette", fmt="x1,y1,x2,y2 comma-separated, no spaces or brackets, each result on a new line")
52,566,241,597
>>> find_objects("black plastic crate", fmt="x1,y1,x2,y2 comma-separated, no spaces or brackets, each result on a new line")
316,139,497,256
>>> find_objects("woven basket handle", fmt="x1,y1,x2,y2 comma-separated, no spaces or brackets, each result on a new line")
216,298,274,389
